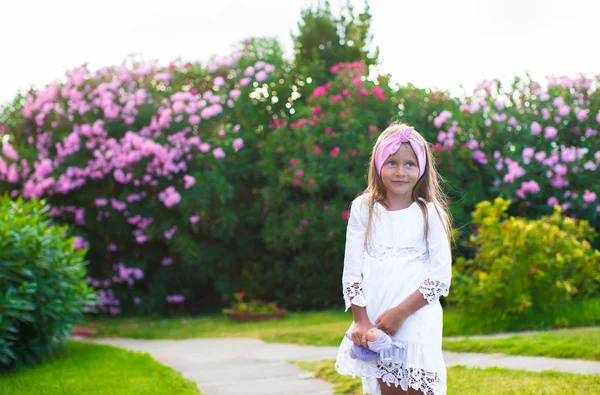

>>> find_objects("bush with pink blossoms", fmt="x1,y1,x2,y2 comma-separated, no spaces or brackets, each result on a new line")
0,38,290,315
425,74,600,241
255,61,398,307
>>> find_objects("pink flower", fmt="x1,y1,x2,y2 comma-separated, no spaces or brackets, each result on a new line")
240,77,251,87
1,143,19,161
190,215,200,223
184,175,196,189
164,225,178,239
466,140,479,150
544,126,558,139
583,190,597,203
290,158,298,166
232,138,244,151
576,109,589,121
189,115,200,125
255,71,267,82
371,86,385,100
531,121,542,135
330,147,340,158
312,86,327,97
162,257,173,266
312,145,321,154
596,112,600,123
136,234,148,244
214,76,225,87
558,105,570,117
134,297,141,305
342,210,350,220
547,197,558,206
95,198,108,206
296,169,304,178
213,147,226,159
472,150,487,164
433,110,452,128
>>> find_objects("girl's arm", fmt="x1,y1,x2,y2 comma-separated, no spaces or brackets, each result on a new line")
342,197,368,313
343,197,374,346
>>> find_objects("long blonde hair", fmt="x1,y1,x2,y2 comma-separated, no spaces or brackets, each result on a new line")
362,122,453,252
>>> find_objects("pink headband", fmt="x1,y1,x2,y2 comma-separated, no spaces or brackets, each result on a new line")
374,127,426,179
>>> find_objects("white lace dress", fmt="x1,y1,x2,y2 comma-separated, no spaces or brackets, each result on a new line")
335,194,452,395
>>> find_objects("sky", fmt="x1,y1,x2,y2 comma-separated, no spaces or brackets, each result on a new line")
1,0,598,105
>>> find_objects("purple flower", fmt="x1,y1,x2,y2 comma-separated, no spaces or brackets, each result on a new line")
73,236,89,250
162,257,173,266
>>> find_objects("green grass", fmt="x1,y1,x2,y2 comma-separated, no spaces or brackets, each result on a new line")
291,359,600,395
87,309,351,345
87,299,600,347
0,342,203,395
443,327,600,361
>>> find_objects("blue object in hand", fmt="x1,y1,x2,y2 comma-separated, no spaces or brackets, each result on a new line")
345,329,394,361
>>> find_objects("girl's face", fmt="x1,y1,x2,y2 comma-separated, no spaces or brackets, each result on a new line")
379,143,420,199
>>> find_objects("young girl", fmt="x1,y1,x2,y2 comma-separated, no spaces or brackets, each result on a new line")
335,123,453,395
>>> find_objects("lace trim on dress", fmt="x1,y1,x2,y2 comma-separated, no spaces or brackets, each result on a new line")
365,245,430,263
343,281,366,311
378,360,444,395
418,279,449,303
334,341,446,395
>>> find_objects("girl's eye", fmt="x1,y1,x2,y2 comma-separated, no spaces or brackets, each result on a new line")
387,161,397,166
406,162,416,168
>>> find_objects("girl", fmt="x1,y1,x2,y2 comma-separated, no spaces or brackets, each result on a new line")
335,123,453,395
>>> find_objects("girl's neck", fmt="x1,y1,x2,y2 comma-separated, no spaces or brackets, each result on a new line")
382,195,415,211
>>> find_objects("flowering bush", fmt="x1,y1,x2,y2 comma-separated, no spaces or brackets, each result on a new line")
449,198,600,318
221,292,279,314
0,195,95,370
0,39,289,315
253,61,398,307
427,74,600,237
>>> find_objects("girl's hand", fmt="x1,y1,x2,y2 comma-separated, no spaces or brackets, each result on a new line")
375,307,407,336
351,320,375,348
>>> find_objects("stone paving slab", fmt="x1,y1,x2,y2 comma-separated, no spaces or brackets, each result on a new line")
89,337,600,395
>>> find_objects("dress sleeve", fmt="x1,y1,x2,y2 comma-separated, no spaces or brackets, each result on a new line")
418,203,452,304
342,197,368,312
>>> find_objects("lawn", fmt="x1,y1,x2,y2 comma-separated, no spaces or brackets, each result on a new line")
85,300,600,362
443,327,600,361
0,342,203,395
291,359,600,395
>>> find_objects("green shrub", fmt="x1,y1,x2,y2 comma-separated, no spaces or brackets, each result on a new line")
0,195,95,371
449,197,600,318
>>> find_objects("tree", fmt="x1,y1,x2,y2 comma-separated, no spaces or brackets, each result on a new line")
292,0,379,88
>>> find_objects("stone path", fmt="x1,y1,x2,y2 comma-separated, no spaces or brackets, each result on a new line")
89,336,600,395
